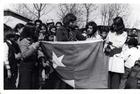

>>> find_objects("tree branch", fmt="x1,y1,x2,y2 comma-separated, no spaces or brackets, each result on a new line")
23,4,38,17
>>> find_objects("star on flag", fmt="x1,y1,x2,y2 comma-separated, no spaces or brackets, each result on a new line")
52,51,66,68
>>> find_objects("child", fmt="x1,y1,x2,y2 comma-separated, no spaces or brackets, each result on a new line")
119,38,140,88
125,59,140,89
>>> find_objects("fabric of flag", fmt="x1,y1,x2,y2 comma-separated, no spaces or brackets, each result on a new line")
40,40,108,89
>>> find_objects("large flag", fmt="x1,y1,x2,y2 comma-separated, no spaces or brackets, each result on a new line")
40,40,108,89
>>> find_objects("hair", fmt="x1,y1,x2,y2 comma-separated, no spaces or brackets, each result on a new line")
86,21,97,36
4,31,20,40
127,38,138,47
40,23,49,35
26,22,35,26
48,25,56,35
111,16,125,33
14,23,24,32
74,25,79,29
63,13,77,26
34,19,42,25
20,23,36,41
4,24,12,40
56,22,62,26
98,26,109,34
131,28,137,35
132,28,137,31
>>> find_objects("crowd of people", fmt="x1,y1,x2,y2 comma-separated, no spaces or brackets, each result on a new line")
4,13,140,89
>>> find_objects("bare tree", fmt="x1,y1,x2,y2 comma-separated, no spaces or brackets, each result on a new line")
58,4,76,20
57,4,84,26
23,4,50,20
100,4,109,25
83,4,97,24
13,3,52,20
13,4,35,20
100,4,130,26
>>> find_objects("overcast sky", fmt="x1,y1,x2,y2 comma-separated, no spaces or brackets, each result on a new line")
4,4,140,29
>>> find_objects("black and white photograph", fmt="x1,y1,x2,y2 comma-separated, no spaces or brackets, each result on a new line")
2,0,140,94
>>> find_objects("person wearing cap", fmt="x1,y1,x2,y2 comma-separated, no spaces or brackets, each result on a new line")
4,31,21,89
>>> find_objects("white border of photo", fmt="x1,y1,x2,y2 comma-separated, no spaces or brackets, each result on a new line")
1,0,140,94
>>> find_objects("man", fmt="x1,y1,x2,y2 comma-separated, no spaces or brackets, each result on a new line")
34,20,42,41
47,13,85,89
4,31,21,89
56,13,86,41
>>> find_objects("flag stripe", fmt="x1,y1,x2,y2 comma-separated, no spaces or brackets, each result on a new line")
41,40,103,44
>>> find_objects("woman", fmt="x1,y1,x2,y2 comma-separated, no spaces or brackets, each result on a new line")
55,22,62,30
38,23,49,41
85,21,102,41
48,25,57,41
18,24,40,89
14,23,24,34
4,31,21,89
104,17,127,89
